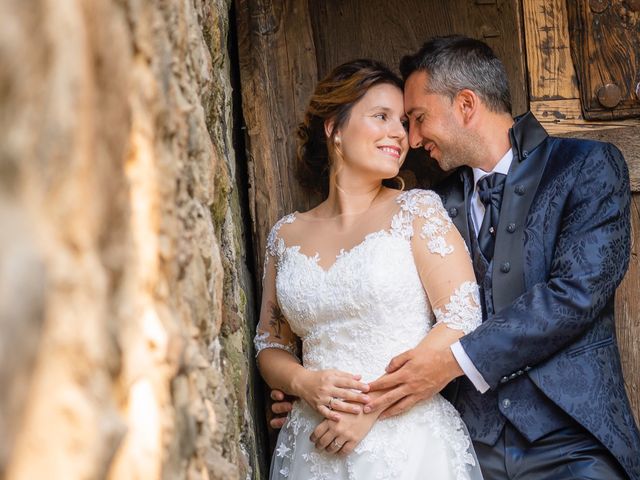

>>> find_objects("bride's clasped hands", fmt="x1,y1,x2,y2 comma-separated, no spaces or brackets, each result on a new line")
307,322,466,456
291,368,371,421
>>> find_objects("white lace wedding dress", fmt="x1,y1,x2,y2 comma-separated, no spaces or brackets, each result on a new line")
255,189,484,480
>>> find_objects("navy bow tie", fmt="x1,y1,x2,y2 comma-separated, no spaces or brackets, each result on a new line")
477,173,507,261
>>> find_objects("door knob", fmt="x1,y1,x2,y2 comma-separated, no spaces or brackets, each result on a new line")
597,83,622,108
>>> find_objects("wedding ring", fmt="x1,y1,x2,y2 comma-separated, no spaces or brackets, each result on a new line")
328,397,335,410
332,439,342,449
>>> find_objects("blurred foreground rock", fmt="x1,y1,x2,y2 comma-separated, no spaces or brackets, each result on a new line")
0,0,263,478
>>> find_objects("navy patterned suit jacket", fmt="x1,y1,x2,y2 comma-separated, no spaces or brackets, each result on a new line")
436,112,640,479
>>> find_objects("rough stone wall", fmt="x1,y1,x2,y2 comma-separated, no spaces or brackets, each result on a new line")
0,1,263,479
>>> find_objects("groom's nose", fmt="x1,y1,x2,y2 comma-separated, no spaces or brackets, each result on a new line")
408,126,423,149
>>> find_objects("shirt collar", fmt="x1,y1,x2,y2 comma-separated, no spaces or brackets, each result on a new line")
472,149,513,187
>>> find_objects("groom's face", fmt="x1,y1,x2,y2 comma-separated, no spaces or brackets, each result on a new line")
404,71,470,171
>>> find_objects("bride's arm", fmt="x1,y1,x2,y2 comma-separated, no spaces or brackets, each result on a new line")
365,192,481,417
256,247,370,421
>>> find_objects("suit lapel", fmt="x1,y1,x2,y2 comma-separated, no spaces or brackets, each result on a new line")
492,113,551,312
443,168,473,250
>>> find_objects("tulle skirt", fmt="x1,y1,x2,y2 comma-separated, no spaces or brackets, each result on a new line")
269,394,483,480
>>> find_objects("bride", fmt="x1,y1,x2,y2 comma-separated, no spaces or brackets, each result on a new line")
254,59,483,480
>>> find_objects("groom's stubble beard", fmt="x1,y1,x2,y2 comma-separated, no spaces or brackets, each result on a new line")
437,122,485,172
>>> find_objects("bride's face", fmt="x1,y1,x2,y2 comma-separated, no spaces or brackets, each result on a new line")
333,83,408,182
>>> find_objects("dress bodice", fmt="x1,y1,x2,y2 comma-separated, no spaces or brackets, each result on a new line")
256,189,481,380
276,229,430,380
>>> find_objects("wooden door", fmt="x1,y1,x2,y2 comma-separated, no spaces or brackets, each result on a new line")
566,0,640,120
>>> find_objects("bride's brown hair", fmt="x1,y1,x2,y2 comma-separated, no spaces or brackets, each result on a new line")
296,59,403,195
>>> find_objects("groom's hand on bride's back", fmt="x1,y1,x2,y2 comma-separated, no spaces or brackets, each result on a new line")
269,389,294,429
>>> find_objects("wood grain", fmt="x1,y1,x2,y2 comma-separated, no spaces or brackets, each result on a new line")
566,0,640,120
531,99,640,132
235,0,320,279
309,0,529,116
616,194,640,426
522,0,579,99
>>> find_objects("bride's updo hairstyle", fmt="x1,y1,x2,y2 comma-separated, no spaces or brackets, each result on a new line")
296,59,403,195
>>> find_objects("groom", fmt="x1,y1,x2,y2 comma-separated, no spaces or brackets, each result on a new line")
360,36,640,479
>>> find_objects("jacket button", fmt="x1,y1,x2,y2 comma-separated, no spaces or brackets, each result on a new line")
448,207,458,218
506,223,516,233
517,370,524,375
524,366,532,372
509,373,517,380
522,150,529,158
500,376,509,384
502,398,511,409
515,185,525,195
500,262,511,273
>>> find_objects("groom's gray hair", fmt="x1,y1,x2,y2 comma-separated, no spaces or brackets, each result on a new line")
400,35,512,114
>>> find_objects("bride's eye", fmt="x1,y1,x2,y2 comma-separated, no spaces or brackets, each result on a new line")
374,112,387,121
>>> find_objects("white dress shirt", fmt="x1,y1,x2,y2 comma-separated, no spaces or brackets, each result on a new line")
450,149,513,393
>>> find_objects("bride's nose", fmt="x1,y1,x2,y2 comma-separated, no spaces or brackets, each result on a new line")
389,119,407,139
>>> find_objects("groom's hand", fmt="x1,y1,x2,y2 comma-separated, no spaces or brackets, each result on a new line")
269,389,295,429
364,324,464,419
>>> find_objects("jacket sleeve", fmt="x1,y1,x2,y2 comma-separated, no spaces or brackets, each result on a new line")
460,142,631,389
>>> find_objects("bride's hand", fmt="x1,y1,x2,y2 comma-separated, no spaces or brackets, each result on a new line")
309,409,378,455
293,369,370,421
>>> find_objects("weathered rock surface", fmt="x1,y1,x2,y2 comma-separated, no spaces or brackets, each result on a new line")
0,0,263,478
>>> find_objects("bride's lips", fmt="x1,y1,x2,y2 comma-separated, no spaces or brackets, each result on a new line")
377,145,402,159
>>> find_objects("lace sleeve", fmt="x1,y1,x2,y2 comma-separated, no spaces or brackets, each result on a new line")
405,190,482,334
254,216,300,358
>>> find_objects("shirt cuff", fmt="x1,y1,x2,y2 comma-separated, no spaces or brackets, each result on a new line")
450,341,490,393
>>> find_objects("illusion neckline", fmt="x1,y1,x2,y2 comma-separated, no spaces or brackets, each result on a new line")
282,228,402,274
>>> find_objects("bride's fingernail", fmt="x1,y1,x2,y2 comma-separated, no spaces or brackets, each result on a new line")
363,406,371,413
362,395,370,402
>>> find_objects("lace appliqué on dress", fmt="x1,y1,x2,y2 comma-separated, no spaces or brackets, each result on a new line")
255,213,300,358
394,190,455,256
253,331,299,359
433,281,482,334
263,213,297,281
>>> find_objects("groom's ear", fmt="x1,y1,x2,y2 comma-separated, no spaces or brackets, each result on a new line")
456,89,478,123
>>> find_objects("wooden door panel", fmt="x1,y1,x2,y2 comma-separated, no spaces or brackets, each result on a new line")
309,0,529,116
566,0,640,120
616,194,640,425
